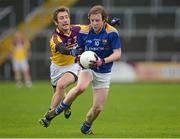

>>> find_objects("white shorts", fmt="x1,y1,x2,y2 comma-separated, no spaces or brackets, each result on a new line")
81,69,112,89
50,62,80,87
12,59,29,71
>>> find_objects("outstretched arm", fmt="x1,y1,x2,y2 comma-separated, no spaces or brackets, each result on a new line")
55,43,82,56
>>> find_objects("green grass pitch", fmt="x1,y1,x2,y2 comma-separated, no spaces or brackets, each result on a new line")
0,81,179,138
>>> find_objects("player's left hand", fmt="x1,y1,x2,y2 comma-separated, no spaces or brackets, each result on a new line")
110,17,121,26
89,56,105,69
75,55,80,63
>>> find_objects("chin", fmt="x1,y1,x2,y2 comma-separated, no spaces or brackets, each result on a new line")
94,28,100,33
64,26,70,30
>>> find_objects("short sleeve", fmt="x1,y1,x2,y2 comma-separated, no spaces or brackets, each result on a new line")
109,32,121,49
77,33,85,47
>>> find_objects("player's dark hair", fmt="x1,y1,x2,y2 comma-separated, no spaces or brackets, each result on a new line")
53,6,70,22
88,5,108,22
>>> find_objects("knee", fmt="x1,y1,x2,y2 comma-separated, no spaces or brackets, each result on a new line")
92,105,103,114
74,85,86,95
56,82,66,90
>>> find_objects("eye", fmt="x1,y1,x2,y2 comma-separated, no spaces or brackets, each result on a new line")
91,19,96,22
59,16,64,20
65,15,69,19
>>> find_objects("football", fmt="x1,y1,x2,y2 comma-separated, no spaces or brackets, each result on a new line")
80,51,97,68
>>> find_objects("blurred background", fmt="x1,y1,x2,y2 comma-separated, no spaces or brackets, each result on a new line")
0,0,180,82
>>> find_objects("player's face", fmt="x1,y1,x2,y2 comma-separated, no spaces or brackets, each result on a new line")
55,11,70,32
14,31,23,41
89,13,104,33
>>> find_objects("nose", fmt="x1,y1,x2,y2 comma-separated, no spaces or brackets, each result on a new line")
62,17,69,23
63,18,68,22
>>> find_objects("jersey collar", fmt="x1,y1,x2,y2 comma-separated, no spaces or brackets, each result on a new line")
56,27,72,37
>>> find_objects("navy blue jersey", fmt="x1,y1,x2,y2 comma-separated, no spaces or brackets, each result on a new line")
77,23,121,73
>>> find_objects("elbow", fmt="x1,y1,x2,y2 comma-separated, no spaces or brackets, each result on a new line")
116,54,121,61
112,48,121,61
117,50,121,60
119,52,121,59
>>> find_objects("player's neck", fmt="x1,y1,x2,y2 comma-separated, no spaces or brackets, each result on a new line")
62,28,70,35
57,27,70,35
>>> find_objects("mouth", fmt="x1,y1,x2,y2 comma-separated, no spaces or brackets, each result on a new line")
63,23,69,27
94,26,98,30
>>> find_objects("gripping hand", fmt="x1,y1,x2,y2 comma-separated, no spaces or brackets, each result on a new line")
70,47,83,57
89,55,105,69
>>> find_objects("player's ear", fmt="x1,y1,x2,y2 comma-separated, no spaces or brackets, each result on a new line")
105,16,109,23
88,14,90,20
54,20,58,26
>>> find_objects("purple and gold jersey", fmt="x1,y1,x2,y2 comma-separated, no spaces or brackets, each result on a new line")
78,23,121,73
49,25,82,66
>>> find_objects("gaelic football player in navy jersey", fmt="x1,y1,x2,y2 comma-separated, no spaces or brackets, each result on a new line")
45,5,122,134
39,6,121,128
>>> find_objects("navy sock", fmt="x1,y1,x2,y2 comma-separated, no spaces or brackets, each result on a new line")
81,121,91,133
55,100,69,114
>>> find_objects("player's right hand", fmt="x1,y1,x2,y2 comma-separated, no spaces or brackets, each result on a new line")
70,49,81,57
70,46,84,57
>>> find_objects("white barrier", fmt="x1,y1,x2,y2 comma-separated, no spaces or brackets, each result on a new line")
111,62,137,82
111,62,180,82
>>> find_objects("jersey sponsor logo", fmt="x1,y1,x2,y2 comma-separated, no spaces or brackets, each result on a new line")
86,40,92,43
85,38,110,51
65,36,78,48
86,46,105,51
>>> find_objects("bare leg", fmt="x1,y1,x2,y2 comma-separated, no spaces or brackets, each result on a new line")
23,69,32,87
14,70,22,88
63,71,92,105
80,88,109,134
50,72,75,110
39,72,76,127
86,88,109,124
